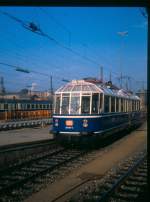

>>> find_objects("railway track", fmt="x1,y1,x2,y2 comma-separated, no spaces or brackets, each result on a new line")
99,154,147,202
0,139,57,170
0,145,86,202
70,151,147,202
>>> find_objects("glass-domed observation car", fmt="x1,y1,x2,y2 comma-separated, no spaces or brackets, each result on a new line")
54,80,103,115
52,79,142,142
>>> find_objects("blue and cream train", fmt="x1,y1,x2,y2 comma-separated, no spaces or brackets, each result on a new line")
52,79,143,143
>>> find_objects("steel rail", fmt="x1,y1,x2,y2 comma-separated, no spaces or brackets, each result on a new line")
99,154,147,202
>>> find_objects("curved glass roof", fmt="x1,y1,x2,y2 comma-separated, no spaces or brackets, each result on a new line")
55,80,140,100
56,80,102,93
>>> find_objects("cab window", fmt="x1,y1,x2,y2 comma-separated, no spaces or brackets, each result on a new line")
61,94,70,114
81,96,90,114
91,93,99,114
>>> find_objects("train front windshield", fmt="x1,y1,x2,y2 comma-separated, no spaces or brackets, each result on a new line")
54,93,100,115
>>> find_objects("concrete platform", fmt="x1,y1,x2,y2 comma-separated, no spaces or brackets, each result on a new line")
0,125,53,147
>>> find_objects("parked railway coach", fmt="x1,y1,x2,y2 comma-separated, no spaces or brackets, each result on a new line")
0,99,52,121
52,79,143,143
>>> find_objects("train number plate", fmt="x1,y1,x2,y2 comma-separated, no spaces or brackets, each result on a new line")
65,120,73,127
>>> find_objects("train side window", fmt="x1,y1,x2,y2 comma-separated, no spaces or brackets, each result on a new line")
116,97,119,112
0,103,4,110
43,105,46,109
104,95,109,113
126,100,128,112
8,104,11,110
124,99,126,112
27,104,30,109
121,98,123,112
99,93,103,111
132,100,135,111
81,96,90,114
61,94,70,114
134,100,136,111
4,104,8,110
91,93,99,114
137,101,139,111
111,96,115,112
70,95,80,114
22,103,25,110
135,101,137,111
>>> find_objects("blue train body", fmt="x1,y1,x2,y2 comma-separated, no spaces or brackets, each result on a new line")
52,79,143,143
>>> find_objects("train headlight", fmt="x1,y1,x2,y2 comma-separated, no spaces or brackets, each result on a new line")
54,119,59,126
83,119,88,127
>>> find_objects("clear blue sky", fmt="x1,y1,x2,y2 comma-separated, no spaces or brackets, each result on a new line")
0,7,147,92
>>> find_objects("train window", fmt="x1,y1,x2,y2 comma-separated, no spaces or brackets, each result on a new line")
135,101,137,111
55,95,60,114
32,104,34,109
124,99,126,112
4,104,8,110
7,104,10,110
126,100,128,112
0,103,4,110
111,96,115,112
104,95,109,113
20,104,23,109
134,101,136,111
99,93,103,110
61,96,70,114
40,104,42,109
81,96,90,114
27,104,30,109
121,98,123,112
92,93,99,114
116,97,119,112
70,95,80,114
132,100,135,111
43,105,46,109
12,104,15,110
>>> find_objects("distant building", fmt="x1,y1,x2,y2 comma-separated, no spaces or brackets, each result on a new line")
28,90,51,100
0,89,52,101
136,89,147,112
0,77,5,94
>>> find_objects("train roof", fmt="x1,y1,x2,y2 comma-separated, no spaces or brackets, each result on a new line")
56,80,140,100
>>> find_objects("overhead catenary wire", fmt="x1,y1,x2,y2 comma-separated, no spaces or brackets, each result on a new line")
0,10,146,91
39,7,72,47
0,61,70,82
0,10,121,78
